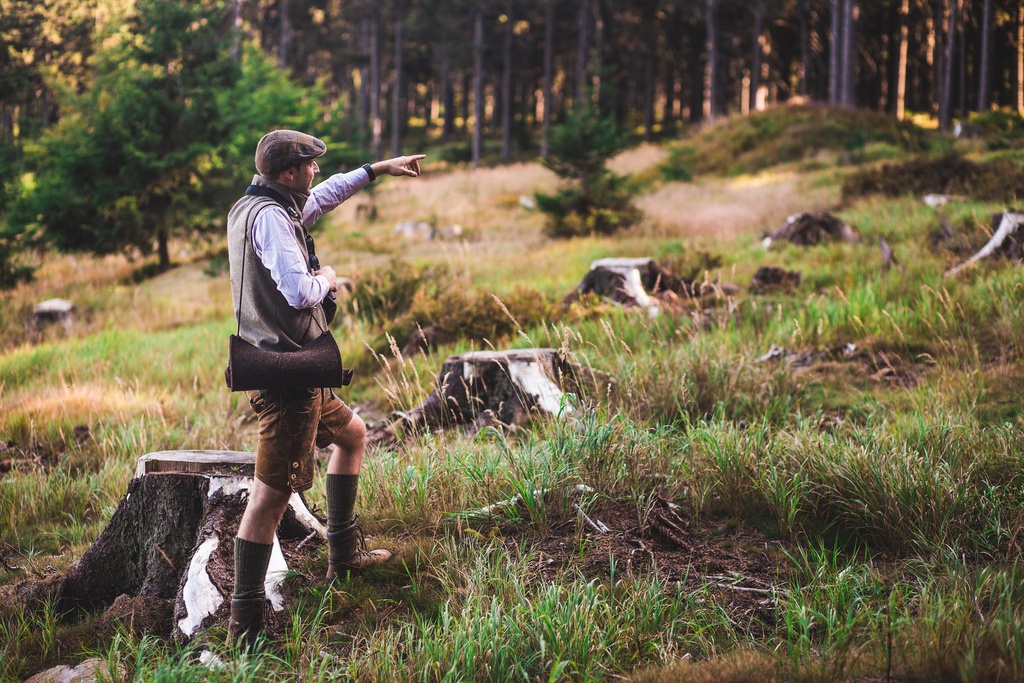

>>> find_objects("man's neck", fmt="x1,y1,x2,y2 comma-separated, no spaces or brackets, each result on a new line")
252,174,309,214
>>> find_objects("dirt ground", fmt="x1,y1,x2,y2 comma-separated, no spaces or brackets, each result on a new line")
498,497,785,638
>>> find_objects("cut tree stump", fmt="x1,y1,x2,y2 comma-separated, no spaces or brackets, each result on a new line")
8,451,325,642
368,349,577,446
945,211,1024,277
762,212,860,248
562,258,669,316
750,266,801,292
561,257,740,318
31,299,75,335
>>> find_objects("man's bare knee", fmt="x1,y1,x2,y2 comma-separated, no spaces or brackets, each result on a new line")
334,414,366,451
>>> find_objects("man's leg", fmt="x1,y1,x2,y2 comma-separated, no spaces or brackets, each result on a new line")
229,480,291,647
324,414,391,577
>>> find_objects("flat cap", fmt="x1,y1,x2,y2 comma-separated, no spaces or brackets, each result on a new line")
255,129,327,177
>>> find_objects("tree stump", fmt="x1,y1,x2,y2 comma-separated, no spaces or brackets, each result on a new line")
10,451,324,642
562,258,737,318
750,266,801,292
762,212,860,248
562,258,679,316
368,349,577,446
32,299,75,334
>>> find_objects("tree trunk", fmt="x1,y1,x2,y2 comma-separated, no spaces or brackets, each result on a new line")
641,1,656,139
370,6,382,158
391,4,403,157
957,6,965,118
840,0,856,106
689,17,704,122
977,0,992,111
830,0,842,104
799,0,811,97
1019,4,1024,116
896,0,910,119
932,0,944,116
662,61,677,130
750,5,765,113
440,47,454,142
157,228,170,271
473,6,484,170
939,0,959,131
542,0,555,156
705,0,719,122
9,452,327,641
278,0,289,69
501,0,514,161
230,0,242,61
356,20,368,147
576,0,591,109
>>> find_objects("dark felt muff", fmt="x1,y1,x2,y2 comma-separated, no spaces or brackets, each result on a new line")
225,331,352,392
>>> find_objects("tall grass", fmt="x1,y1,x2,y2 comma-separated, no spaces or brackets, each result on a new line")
5,143,1024,681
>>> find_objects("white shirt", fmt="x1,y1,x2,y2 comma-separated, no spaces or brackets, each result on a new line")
251,167,370,309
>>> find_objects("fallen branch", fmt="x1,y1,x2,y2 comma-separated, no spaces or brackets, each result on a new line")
945,212,1024,278
460,485,595,520
572,504,610,534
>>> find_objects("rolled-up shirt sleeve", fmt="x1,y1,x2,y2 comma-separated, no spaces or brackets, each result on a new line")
252,207,331,309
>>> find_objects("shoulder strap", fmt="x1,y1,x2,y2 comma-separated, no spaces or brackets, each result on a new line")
245,184,302,221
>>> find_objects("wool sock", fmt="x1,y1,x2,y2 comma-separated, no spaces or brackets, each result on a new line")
326,473,359,532
233,538,273,599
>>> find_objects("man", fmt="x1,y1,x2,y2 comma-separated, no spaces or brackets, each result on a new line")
226,129,424,646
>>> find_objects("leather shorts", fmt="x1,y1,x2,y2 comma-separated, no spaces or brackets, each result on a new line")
247,388,354,493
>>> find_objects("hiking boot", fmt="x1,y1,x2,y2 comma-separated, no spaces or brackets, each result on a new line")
326,519,392,580
226,592,277,650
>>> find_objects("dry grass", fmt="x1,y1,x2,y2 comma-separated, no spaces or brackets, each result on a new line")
0,381,168,427
637,171,839,240
327,161,557,233
608,142,670,176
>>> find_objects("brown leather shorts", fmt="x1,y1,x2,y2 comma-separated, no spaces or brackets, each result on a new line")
247,388,354,493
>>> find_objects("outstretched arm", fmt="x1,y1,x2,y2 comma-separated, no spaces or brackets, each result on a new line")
370,154,426,179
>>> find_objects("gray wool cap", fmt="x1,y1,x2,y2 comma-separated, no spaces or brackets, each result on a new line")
254,129,327,177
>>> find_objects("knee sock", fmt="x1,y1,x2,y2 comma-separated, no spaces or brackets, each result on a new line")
233,538,273,599
326,473,359,532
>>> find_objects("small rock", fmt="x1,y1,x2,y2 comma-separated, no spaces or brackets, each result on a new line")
519,195,536,210
439,224,464,239
391,221,435,241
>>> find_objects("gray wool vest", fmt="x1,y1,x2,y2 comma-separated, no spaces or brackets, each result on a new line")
227,175,329,352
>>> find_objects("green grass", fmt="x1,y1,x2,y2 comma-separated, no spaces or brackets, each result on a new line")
660,104,932,179
4,110,1024,681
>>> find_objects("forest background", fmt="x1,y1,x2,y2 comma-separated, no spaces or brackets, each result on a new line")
2,0,1023,272
3,0,1024,681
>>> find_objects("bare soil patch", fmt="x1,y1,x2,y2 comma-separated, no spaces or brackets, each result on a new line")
499,498,785,637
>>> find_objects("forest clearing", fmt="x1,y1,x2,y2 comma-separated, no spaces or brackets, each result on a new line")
4,0,1024,678
2,104,1024,681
